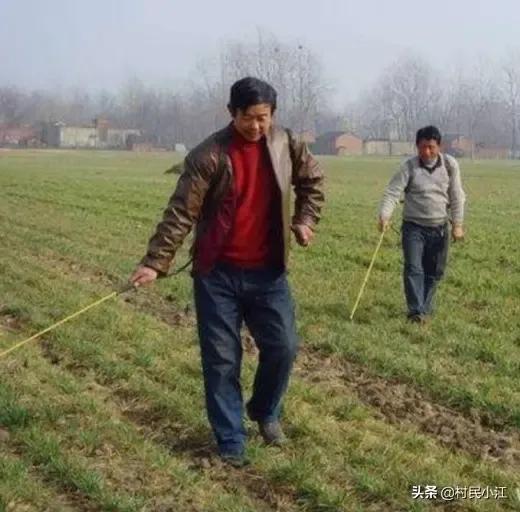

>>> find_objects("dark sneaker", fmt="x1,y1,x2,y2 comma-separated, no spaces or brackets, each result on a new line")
258,421,287,446
420,315,431,325
219,453,251,468
407,314,427,324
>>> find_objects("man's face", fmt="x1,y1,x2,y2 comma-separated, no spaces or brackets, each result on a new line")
417,139,440,163
231,103,273,142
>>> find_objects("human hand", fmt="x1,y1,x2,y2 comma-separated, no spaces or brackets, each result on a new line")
452,224,465,242
378,217,391,233
129,265,158,287
291,224,314,247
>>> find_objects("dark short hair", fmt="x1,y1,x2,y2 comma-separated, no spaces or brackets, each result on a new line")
416,125,442,145
228,77,277,115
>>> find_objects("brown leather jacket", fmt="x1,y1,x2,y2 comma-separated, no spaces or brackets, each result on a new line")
140,124,324,275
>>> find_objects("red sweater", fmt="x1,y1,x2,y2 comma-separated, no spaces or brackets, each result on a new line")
220,128,281,268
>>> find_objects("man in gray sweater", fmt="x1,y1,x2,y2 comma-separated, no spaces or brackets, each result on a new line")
378,126,466,323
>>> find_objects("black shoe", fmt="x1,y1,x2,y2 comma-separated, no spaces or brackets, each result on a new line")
219,453,251,468
407,314,427,324
258,421,287,446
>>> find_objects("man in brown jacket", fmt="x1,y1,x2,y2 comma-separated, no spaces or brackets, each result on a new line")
130,77,324,466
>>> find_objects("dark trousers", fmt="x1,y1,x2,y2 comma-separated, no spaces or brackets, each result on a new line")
193,263,298,456
402,221,449,317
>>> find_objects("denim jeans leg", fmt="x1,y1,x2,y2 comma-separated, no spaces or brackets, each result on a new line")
423,225,450,315
193,267,246,456
242,269,298,423
402,222,426,316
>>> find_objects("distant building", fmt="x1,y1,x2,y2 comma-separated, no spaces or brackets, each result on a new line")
363,139,389,156
297,131,316,144
42,119,140,149
389,141,415,156
0,125,39,147
312,132,363,156
363,139,414,156
132,143,155,152
441,135,511,159
474,143,510,159
442,134,474,157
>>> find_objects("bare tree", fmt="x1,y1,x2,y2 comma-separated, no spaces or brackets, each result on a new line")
351,54,440,141
4,38,520,155
382,55,440,140
453,59,497,158
502,50,520,158
218,30,326,133
0,86,24,125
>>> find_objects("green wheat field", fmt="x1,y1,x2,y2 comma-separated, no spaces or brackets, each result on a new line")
1,149,519,511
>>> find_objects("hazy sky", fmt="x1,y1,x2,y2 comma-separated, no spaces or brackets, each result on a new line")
1,0,519,105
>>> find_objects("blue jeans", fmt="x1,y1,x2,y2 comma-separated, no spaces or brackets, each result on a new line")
193,263,298,456
402,221,449,317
